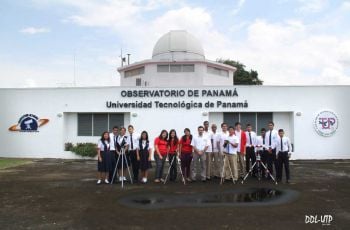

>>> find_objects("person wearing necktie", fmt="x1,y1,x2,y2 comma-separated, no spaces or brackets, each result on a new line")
245,124,257,177
128,125,140,182
276,129,292,183
264,121,278,178
255,128,268,178
109,126,119,183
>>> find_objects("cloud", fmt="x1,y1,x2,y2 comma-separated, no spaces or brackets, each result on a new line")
297,0,329,13
19,27,50,35
231,0,246,15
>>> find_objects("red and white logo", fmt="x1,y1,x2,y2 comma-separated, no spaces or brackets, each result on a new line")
314,111,338,137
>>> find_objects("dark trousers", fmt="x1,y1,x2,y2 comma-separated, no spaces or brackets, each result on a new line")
276,151,290,181
180,153,193,178
168,154,177,181
109,151,117,181
267,149,277,176
129,150,139,181
154,154,166,179
260,150,268,177
245,147,256,174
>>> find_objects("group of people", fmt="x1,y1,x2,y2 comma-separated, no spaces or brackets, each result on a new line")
96,121,292,185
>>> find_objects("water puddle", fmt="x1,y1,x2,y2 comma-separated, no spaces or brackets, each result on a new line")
119,188,299,209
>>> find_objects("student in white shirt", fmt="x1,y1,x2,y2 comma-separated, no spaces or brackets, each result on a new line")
276,129,292,183
116,127,129,182
191,126,209,182
245,124,257,177
203,120,212,180
255,128,268,178
222,126,239,181
264,121,279,177
217,122,229,178
127,125,140,182
97,131,113,185
206,124,220,180
109,126,119,183
136,131,153,183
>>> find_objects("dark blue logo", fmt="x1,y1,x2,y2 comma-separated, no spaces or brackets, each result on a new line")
9,114,49,132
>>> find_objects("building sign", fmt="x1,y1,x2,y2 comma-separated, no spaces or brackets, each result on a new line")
314,110,338,137
8,114,49,132
106,88,248,110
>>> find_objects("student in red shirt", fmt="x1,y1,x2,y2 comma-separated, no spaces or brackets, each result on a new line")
154,130,168,183
167,129,179,182
179,128,193,182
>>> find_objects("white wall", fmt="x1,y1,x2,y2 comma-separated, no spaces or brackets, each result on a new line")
0,86,348,159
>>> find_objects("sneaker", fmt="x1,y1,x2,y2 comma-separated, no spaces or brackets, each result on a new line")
142,178,147,183
160,178,165,182
104,179,109,184
118,177,123,182
123,177,127,181
186,178,192,182
154,179,160,183
96,179,102,185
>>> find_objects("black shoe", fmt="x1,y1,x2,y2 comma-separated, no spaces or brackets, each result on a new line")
201,179,207,182
286,180,290,184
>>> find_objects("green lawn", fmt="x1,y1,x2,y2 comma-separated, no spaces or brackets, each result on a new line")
0,158,32,169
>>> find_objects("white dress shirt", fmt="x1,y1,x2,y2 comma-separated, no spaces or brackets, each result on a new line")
224,134,239,154
218,131,229,153
127,132,140,151
245,131,257,147
276,136,292,153
109,133,118,151
191,135,209,151
97,140,110,151
206,131,220,153
255,135,267,152
264,129,279,149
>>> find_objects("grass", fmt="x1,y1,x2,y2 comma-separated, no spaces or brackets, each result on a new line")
0,158,32,170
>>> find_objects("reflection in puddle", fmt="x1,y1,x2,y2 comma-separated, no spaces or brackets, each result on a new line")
120,188,298,209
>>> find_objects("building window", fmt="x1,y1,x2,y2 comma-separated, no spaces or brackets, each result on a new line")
182,64,195,72
157,64,195,73
207,66,229,77
136,78,142,86
125,66,145,77
157,65,169,72
77,113,124,136
223,112,273,132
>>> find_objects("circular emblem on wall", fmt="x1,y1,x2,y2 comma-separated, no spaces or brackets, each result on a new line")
9,114,49,132
314,110,338,137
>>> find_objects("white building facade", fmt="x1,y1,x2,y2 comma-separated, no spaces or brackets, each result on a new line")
0,31,348,159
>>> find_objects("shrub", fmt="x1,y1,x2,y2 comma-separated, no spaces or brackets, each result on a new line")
64,142,74,151
71,143,97,158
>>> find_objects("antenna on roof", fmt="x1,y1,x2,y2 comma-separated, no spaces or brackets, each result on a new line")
120,48,126,67
127,53,130,65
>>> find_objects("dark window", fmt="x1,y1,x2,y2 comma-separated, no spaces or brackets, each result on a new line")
93,114,108,136
223,112,239,128
240,113,257,131
136,78,141,86
77,114,93,136
257,112,273,133
109,114,124,131
77,113,125,136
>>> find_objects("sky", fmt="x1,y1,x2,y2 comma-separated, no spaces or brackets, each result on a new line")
0,0,350,87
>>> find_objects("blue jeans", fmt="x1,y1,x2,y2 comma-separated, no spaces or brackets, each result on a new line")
154,154,166,179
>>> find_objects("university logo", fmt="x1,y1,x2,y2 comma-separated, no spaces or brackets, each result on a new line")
9,114,49,132
314,111,338,137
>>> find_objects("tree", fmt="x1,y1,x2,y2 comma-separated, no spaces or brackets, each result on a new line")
218,59,263,85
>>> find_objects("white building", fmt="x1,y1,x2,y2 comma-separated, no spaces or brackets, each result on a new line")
0,31,348,159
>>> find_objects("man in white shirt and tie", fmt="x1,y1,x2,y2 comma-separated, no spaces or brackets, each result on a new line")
217,123,229,179
191,126,209,182
127,125,140,182
276,129,292,183
264,121,279,177
223,126,239,182
109,126,119,182
245,124,257,177
255,128,268,178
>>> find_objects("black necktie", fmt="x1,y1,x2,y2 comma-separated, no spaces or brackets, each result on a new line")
269,131,272,146
130,134,133,150
281,138,283,151
249,132,252,145
263,137,265,150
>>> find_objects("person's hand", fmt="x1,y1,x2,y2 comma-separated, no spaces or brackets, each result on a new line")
137,156,140,161
159,155,163,160
148,157,151,161
98,156,102,162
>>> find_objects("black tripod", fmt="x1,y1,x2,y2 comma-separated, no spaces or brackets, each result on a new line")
241,151,277,184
